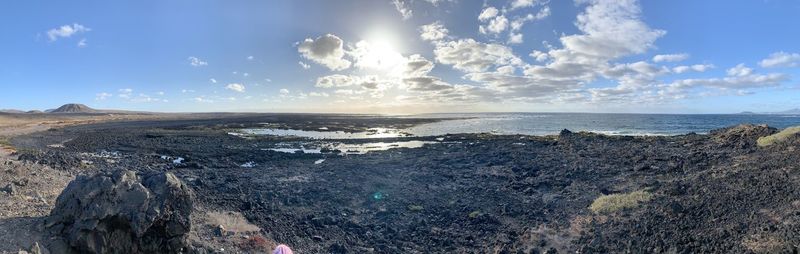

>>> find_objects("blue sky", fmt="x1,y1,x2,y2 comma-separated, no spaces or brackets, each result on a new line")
1,0,799,113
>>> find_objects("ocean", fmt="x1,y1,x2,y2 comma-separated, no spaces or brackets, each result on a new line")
405,113,800,136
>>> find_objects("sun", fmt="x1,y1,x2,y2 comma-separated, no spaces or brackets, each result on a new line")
353,32,406,75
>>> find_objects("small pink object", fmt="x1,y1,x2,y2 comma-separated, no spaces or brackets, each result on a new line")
273,244,293,254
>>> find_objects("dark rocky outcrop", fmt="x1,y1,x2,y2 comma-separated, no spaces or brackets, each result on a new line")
708,124,776,149
46,170,194,253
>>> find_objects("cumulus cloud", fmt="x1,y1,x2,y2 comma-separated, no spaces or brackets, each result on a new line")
478,7,499,21
560,0,665,59
225,83,246,92
759,52,800,68
297,34,352,71
280,88,290,94
46,23,90,41
653,53,689,63
299,61,311,69
188,57,208,67
210,78,217,83
419,22,449,41
434,39,522,73
480,15,508,34
77,38,88,48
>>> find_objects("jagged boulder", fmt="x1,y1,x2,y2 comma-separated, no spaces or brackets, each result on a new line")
46,170,194,253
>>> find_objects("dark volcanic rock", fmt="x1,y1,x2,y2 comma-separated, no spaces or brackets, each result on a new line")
46,170,194,253
709,124,776,149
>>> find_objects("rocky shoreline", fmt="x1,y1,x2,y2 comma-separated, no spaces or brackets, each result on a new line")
2,115,799,253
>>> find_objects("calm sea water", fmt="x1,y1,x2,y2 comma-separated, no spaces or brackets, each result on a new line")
404,113,800,136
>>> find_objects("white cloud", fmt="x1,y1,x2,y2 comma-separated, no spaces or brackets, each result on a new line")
433,39,522,73
559,0,665,59
478,7,499,21
299,61,311,69
225,83,246,92
95,92,112,101
510,0,539,10
667,72,787,90
419,22,449,41
529,50,549,62
653,53,689,63
247,55,254,60
392,0,413,20
297,34,352,71
726,64,753,77
497,66,516,75
182,89,195,93
309,92,329,97
480,15,508,34
188,56,208,67
210,78,217,83
46,23,90,41
759,52,800,68
672,64,714,74
661,64,789,99
280,88,290,94
77,38,87,48
508,33,523,44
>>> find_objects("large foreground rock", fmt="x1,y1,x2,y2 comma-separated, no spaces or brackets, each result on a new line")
46,170,194,253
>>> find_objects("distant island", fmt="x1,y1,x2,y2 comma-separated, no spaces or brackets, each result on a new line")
739,108,800,115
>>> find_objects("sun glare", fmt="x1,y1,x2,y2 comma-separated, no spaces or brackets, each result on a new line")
354,40,405,73
353,31,407,74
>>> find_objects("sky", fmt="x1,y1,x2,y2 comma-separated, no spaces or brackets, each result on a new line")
1,0,799,114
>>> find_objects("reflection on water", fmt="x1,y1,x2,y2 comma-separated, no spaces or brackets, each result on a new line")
266,140,436,155
241,127,407,139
